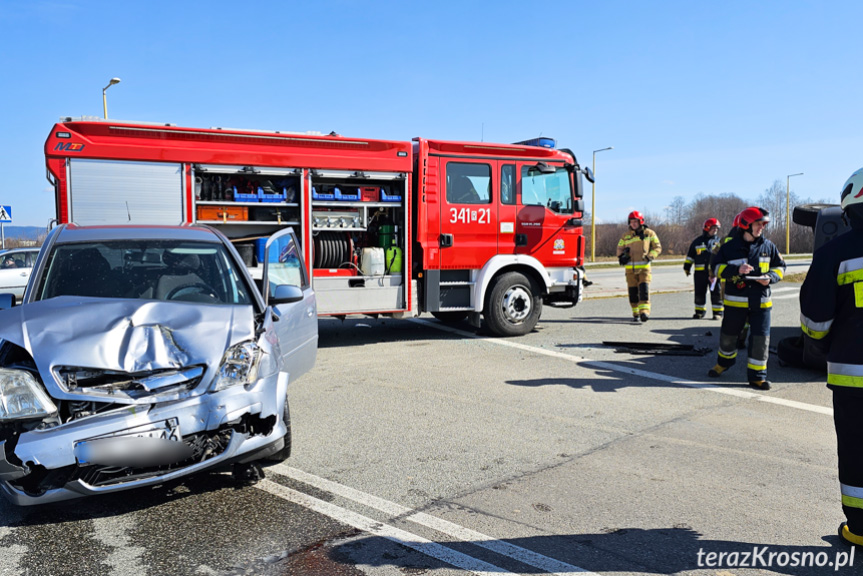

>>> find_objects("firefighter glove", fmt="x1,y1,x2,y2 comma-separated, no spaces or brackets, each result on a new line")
684,268,691,277
618,249,631,266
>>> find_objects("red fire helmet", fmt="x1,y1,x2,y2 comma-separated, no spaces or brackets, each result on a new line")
737,207,770,231
703,217,720,232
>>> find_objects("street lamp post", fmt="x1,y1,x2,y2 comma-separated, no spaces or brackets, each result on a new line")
591,146,613,262
102,77,121,119
786,172,803,254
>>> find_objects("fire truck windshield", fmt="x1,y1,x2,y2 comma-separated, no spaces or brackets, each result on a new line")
521,166,574,214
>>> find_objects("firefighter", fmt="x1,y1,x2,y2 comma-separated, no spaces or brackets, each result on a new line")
616,211,662,322
710,214,749,347
799,167,863,547
684,218,723,319
707,207,785,389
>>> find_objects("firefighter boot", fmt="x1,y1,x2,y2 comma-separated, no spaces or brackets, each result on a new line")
839,523,863,548
748,380,771,391
692,311,705,319
708,364,727,378
640,313,649,322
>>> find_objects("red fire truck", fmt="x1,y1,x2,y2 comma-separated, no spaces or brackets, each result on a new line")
44,118,592,336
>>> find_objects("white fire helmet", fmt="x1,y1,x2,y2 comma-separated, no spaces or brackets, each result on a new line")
840,167,863,211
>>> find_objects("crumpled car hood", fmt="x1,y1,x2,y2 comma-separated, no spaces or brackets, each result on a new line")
0,296,256,401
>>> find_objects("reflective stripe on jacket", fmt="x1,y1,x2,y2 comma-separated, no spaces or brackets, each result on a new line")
712,234,785,310
618,226,661,270
684,233,719,273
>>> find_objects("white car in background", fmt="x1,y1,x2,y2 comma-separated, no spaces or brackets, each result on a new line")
0,248,40,299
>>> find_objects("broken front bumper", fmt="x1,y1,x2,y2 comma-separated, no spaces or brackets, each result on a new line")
0,371,288,506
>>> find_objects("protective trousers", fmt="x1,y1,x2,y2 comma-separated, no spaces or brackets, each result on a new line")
834,390,863,535
693,270,723,317
625,268,651,317
714,306,770,382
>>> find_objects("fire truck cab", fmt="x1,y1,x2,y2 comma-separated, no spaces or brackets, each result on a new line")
45,119,589,337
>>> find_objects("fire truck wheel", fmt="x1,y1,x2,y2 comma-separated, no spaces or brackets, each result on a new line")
484,271,542,337
431,311,469,324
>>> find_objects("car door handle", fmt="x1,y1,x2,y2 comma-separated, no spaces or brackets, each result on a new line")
440,234,453,248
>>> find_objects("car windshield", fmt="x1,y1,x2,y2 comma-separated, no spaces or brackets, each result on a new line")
521,166,574,214
34,240,254,305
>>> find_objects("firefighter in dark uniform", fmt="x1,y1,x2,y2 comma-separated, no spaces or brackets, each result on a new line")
616,211,662,322
799,168,863,547
707,207,785,389
710,214,748,347
684,218,723,319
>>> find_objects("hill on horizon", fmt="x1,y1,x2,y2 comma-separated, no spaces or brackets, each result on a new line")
2,226,46,243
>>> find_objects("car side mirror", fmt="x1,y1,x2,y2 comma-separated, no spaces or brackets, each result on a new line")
0,293,17,310
270,284,303,305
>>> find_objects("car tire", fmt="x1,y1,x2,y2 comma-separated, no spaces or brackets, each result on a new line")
265,399,292,462
793,204,834,228
483,271,542,337
431,311,469,324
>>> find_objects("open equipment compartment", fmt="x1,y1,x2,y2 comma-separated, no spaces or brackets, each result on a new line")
309,169,408,314
192,164,302,267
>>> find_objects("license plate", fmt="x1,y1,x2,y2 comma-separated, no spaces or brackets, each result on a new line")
74,418,183,466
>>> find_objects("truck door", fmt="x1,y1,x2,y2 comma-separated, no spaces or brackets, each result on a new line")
498,163,518,255
439,160,497,268
515,162,579,266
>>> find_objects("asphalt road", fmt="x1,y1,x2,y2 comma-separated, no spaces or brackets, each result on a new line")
2,263,849,576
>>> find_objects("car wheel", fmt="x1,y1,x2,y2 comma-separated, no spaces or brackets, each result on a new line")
483,271,541,337
265,399,292,462
431,311,469,324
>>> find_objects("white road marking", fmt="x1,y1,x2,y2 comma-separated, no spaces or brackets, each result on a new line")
269,464,597,576
773,293,801,300
411,319,832,417
771,286,800,294
257,478,593,575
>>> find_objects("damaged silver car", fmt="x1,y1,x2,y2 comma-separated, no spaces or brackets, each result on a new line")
0,224,317,505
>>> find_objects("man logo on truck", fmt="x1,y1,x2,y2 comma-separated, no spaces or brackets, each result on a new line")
53,143,85,152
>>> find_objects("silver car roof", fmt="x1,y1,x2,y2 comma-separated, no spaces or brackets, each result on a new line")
56,224,222,244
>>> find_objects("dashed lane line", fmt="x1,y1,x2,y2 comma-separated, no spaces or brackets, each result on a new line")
269,464,597,576
410,319,832,417
256,476,596,576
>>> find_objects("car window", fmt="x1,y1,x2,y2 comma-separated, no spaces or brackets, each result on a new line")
35,240,255,305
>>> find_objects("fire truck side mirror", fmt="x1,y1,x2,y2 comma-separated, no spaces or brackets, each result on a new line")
582,166,595,184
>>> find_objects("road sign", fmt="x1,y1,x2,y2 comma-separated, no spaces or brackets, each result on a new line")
0,206,10,223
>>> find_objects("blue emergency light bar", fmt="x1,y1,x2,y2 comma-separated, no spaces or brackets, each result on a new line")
513,137,556,149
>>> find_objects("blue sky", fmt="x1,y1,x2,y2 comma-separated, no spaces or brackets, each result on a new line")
1,0,860,227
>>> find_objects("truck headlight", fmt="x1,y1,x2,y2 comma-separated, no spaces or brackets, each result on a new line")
0,368,58,421
212,341,261,391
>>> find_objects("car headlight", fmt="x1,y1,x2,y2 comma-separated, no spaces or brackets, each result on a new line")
0,368,58,421
212,341,262,391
